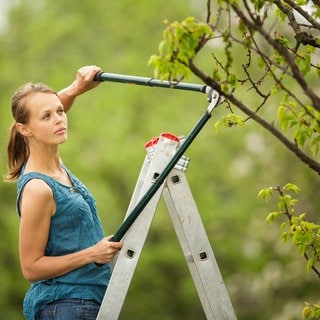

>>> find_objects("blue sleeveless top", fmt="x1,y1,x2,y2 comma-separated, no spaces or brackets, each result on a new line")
17,166,111,320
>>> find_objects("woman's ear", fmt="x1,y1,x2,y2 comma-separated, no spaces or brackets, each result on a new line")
15,123,31,137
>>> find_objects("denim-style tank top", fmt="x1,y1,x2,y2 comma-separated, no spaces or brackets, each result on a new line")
17,165,111,320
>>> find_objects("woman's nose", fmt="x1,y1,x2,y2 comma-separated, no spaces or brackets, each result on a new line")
55,116,62,124
54,112,65,124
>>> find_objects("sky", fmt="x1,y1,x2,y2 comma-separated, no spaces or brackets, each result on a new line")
0,0,9,30
0,0,15,32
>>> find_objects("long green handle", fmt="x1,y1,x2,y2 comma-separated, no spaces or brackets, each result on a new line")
94,71,207,93
112,111,210,241
111,104,215,242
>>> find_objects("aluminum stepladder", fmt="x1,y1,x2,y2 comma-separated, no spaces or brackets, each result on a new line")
96,90,237,320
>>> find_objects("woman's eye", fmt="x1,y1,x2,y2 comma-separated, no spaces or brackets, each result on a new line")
43,114,50,120
57,109,64,115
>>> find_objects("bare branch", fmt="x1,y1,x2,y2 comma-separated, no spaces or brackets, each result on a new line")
274,0,320,47
206,0,212,23
189,60,320,175
282,0,320,30
232,2,320,111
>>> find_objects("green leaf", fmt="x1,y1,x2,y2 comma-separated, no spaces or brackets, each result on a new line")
214,120,222,133
252,0,265,11
284,183,300,193
277,105,289,131
281,231,291,243
257,187,273,201
306,257,315,271
266,211,281,223
149,17,213,81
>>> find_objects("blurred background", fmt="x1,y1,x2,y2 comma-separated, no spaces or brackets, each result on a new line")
0,1,319,319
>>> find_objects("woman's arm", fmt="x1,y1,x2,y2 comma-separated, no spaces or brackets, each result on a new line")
19,179,122,282
58,65,101,112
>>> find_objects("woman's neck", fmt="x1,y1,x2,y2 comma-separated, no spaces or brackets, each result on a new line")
24,145,63,175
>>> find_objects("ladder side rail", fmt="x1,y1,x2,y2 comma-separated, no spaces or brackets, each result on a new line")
123,155,151,220
97,187,163,319
163,169,237,320
97,138,179,320
110,155,150,269
162,185,214,319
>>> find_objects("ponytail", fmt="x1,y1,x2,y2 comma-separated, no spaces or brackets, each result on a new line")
4,83,56,182
4,124,29,182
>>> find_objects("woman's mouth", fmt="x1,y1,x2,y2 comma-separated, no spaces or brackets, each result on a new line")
55,128,67,135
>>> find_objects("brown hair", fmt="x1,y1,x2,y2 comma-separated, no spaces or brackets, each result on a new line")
4,83,57,182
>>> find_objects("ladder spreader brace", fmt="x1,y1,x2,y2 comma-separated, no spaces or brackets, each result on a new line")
92,74,237,319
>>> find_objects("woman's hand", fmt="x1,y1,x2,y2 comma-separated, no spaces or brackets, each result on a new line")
58,65,102,112
92,236,123,265
71,65,102,95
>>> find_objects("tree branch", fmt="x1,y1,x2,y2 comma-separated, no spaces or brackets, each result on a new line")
189,60,320,175
232,1,320,111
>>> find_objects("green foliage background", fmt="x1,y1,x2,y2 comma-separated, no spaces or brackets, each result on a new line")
0,1,319,319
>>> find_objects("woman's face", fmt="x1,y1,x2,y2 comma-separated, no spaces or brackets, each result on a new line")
21,92,68,146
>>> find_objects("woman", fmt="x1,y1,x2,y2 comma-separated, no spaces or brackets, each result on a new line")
5,66,123,320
